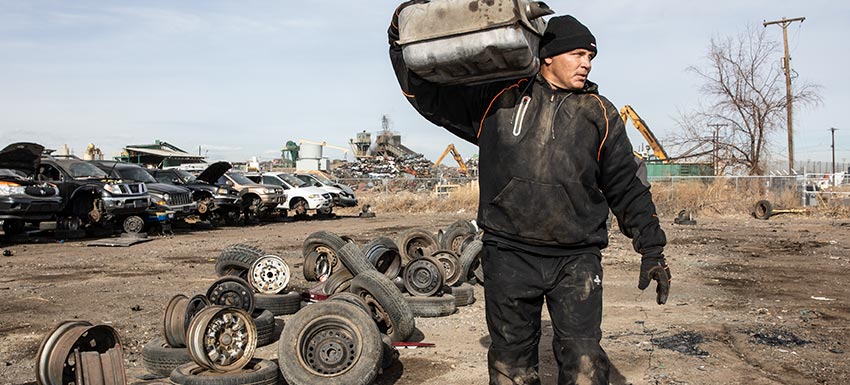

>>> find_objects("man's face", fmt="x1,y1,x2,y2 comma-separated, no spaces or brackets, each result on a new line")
540,48,595,91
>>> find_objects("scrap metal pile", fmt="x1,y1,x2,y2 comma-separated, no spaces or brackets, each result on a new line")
34,220,483,385
331,154,435,179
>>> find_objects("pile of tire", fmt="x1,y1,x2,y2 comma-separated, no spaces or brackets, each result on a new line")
396,222,482,318
142,243,290,383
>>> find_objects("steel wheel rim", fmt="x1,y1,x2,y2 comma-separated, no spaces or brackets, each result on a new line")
36,321,123,385
405,239,434,259
185,294,211,333
404,258,443,297
369,246,402,278
298,317,362,376
433,251,461,286
359,293,394,337
36,320,91,385
314,245,339,270
163,294,189,347
248,255,290,294
187,306,257,372
207,277,255,314
123,215,144,233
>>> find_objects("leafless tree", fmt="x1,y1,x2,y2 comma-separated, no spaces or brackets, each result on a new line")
672,26,820,175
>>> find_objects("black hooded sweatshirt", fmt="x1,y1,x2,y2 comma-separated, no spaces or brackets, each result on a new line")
389,45,666,259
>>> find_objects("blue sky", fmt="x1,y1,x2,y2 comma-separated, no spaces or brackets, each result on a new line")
1,1,847,170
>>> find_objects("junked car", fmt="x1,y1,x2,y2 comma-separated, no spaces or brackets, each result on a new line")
245,172,332,216
37,154,149,232
294,172,358,208
149,162,242,225
218,171,285,220
92,161,198,222
0,143,63,236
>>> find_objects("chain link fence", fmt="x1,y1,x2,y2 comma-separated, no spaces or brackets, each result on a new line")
334,174,850,216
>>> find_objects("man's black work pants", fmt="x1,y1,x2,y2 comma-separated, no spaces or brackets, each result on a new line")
483,243,610,385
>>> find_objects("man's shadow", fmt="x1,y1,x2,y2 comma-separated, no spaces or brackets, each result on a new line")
479,320,628,385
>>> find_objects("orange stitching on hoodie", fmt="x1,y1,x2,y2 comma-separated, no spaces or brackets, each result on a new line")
477,79,528,138
590,94,609,161
401,89,414,98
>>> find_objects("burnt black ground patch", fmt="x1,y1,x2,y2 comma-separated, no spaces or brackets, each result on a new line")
748,327,810,347
651,331,710,356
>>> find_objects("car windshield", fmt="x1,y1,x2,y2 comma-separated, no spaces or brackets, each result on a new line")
174,169,196,183
227,172,255,185
117,167,157,183
67,162,108,179
280,174,307,187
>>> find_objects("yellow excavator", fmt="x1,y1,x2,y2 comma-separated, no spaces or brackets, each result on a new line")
620,105,670,163
434,144,468,174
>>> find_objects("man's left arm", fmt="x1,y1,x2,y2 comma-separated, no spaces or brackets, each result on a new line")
595,98,671,304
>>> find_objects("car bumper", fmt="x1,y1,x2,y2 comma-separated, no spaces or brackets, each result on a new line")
0,196,63,221
166,202,198,218
307,198,332,210
102,196,150,215
334,195,358,208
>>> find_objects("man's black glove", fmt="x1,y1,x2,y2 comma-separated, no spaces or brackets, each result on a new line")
638,255,671,305
388,0,430,46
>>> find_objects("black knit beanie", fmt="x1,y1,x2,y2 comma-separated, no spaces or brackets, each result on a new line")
538,15,597,58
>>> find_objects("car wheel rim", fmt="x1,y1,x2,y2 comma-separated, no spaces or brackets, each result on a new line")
248,255,290,294
299,319,361,376
163,294,189,347
187,306,256,372
207,277,254,314
404,258,442,297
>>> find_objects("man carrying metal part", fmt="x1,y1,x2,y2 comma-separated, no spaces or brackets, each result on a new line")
388,2,670,384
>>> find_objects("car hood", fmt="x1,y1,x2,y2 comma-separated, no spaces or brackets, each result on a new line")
0,142,44,176
146,183,190,195
293,186,329,196
196,161,232,184
333,183,355,195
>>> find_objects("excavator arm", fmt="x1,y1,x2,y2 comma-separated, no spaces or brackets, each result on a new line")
620,105,669,163
434,144,468,174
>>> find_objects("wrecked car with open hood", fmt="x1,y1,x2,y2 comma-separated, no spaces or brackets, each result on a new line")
149,161,241,225
0,142,62,236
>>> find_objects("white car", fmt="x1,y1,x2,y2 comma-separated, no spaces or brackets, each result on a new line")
245,173,332,216
294,173,358,208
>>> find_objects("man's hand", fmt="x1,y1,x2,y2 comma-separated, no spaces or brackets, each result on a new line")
638,255,671,305
388,1,430,45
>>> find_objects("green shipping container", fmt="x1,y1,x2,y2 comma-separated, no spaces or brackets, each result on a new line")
646,162,713,177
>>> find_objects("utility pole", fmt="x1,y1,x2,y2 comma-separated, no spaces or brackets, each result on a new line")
708,123,727,176
764,16,805,175
830,127,838,176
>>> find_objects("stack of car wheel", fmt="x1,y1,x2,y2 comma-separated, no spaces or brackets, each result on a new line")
142,243,286,382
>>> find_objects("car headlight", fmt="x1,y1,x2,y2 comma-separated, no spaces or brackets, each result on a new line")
150,193,167,206
308,194,321,199
0,182,25,195
163,193,171,203
103,184,122,194
263,188,273,194
216,187,227,195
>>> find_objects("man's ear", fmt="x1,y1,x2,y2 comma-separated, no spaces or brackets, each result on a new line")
543,57,553,65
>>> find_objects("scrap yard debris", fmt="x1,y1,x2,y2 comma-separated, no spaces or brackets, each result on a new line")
332,154,435,178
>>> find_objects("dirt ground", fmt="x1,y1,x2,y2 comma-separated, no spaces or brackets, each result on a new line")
1,211,849,385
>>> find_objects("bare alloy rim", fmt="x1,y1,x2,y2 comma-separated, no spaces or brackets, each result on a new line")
403,257,444,297
248,255,291,294
297,316,363,377
187,306,257,372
